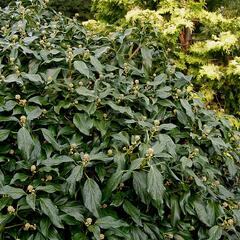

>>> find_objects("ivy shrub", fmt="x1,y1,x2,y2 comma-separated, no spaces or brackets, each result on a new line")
0,1,240,239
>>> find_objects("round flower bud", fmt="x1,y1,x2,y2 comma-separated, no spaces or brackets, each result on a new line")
15,94,21,100
135,135,141,141
20,115,27,124
86,217,92,225
69,83,74,88
30,165,36,172
107,149,113,156
228,219,234,226
154,120,160,126
83,153,90,162
146,148,154,157
46,175,53,181
135,79,139,84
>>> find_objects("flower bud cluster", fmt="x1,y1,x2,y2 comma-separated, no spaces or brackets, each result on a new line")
69,143,77,155
82,153,90,166
20,115,27,125
30,165,37,174
27,185,35,193
66,46,73,62
23,223,37,231
146,147,154,158
7,206,16,214
85,217,92,227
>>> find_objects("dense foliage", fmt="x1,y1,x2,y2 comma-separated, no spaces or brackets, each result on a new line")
91,0,240,116
0,1,240,240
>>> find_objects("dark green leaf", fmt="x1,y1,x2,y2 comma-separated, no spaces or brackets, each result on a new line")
83,178,102,217
17,127,34,160
40,198,63,229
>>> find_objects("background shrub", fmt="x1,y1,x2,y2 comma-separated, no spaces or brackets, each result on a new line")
91,0,240,116
0,1,240,239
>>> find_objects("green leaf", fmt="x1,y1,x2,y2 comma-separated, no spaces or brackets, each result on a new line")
112,132,129,145
159,123,177,131
4,74,23,84
133,171,149,204
82,178,102,217
24,73,44,84
170,197,181,226
0,197,11,211
25,106,42,121
147,166,165,202
90,56,104,73
41,155,74,167
26,193,36,211
46,68,61,81
180,99,194,121
208,226,222,240
123,200,142,226
36,185,58,193
194,200,211,227
0,186,26,199
74,61,90,78
141,47,153,69
60,205,84,222
73,113,93,136
102,171,123,201
0,129,10,142
66,165,83,196
10,173,28,184
17,127,34,160
95,216,128,229
40,198,63,229
76,87,96,98
41,128,60,151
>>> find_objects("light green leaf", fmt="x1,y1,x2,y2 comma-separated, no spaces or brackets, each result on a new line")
73,113,93,136
180,99,194,121
4,74,23,84
0,186,26,199
74,61,90,78
141,47,153,69
159,123,177,131
26,106,43,121
147,166,165,202
76,87,96,98
208,225,222,240
17,127,34,160
90,56,104,73
24,73,43,84
112,132,129,145
83,178,102,217
40,198,63,229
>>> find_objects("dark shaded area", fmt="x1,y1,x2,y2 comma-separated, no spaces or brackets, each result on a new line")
0,0,92,20
49,0,92,20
